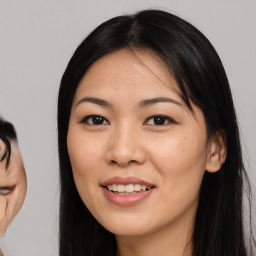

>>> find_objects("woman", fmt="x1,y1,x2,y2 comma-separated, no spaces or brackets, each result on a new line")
58,9,255,256
0,117,27,255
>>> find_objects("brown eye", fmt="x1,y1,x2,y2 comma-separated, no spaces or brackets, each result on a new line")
81,115,109,125
144,115,177,126
152,116,166,125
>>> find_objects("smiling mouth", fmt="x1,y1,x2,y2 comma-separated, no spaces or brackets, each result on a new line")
105,184,153,195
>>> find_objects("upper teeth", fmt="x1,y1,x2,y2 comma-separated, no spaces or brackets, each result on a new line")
106,184,151,193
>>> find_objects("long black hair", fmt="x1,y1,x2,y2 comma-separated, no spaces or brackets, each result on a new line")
0,117,17,169
58,9,255,256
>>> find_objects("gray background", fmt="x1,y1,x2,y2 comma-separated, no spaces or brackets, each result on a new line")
0,1,255,255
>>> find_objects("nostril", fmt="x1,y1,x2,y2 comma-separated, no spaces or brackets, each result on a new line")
109,159,137,166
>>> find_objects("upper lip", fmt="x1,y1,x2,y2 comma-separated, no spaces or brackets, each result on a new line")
101,176,155,187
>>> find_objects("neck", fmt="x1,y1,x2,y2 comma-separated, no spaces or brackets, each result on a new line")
116,216,194,256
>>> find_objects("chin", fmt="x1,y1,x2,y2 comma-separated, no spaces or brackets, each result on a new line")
107,226,149,237
98,215,155,237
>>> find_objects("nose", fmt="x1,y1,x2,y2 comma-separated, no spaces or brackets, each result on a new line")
105,126,146,167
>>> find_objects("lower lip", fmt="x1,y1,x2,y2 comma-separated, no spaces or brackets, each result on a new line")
103,187,154,206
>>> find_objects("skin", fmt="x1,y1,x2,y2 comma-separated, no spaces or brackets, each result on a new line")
0,140,27,237
67,49,226,256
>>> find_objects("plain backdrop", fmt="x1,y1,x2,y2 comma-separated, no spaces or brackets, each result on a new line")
0,1,255,255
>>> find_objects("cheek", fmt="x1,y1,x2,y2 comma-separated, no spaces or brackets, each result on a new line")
153,135,206,166
67,130,105,207
146,135,207,224
149,134,207,192
67,132,103,176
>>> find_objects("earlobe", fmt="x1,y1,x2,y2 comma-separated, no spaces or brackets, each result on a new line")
205,130,227,173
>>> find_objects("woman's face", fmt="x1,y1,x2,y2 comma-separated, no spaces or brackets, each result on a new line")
67,49,219,237
0,140,27,236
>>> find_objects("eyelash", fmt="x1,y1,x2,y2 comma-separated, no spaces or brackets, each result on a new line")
144,115,178,126
80,115,109,125
80,114,178,126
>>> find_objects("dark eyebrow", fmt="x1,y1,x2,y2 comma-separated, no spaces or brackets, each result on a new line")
75,96,183,109
75,97,112,109
138,97,183,108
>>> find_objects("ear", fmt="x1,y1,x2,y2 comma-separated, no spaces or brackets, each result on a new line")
206,130,227,173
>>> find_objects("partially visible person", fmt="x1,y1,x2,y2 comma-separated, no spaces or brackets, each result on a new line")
0,117,27,255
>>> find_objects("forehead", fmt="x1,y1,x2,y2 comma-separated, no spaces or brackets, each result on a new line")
73,49,182,103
